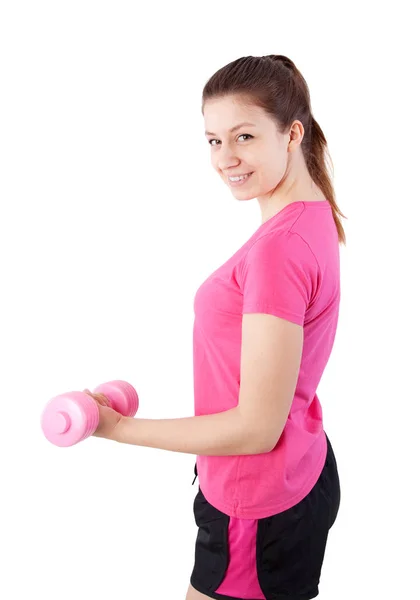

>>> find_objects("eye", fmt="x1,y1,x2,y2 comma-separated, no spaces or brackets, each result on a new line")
238,134,253,142
208,134,253,146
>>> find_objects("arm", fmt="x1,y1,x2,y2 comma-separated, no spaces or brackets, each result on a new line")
110,406,270,456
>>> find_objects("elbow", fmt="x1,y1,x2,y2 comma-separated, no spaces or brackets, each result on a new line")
238,412,280,455
259,440,275,454
250,432,276,455
254,429,283,454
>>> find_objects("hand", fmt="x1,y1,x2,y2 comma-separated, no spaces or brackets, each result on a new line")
83,389,123,440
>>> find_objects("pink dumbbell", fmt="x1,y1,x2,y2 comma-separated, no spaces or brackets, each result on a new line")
41,380,139,447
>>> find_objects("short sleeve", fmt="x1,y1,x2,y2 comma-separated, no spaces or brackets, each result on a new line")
239,232,319,326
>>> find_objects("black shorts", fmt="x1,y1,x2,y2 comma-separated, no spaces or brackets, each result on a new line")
190,433,341,600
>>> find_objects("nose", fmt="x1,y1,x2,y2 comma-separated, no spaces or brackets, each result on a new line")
217,154,242,173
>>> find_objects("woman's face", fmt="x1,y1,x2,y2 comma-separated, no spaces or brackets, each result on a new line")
203,95,291,202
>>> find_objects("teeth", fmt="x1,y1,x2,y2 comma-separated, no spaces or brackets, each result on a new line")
229,173,251,181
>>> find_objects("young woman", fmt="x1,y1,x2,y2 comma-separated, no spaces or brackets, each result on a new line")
90,54,344,600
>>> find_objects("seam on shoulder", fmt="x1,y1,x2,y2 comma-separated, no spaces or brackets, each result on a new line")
289,231,321,273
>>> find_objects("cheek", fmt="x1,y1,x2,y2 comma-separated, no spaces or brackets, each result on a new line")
210,155,218,171
262,157,285,178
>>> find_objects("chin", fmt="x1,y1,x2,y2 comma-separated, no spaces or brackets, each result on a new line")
233,193,255,201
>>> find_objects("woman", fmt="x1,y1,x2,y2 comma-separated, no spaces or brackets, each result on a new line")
186,54,344,600
90,54,344,600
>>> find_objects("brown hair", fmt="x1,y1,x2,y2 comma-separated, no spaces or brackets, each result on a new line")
201,55,347,245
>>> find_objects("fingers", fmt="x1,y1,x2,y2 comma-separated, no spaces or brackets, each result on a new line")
83,389,111,407
97,393,111,407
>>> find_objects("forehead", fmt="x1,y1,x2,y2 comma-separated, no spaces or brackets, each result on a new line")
203,96,267,135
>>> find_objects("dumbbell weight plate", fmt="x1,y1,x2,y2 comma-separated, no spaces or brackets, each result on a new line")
92,380,139,417
41,391,99,447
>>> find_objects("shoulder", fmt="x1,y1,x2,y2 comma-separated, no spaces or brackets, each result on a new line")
243,230,318,270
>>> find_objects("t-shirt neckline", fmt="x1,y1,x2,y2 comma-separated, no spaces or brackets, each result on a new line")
259,199,330,228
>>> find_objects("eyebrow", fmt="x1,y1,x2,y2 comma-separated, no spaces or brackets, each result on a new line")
204,122,257,136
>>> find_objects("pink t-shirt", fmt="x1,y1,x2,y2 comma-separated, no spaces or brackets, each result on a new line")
193,200,341,519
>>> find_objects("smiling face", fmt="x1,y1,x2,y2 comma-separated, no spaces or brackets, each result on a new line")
203,95,322,222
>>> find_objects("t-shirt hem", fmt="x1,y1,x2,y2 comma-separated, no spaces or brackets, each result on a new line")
201,432,328,519
242,303,303,326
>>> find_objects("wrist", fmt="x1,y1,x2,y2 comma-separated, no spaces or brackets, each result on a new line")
111,414,127,443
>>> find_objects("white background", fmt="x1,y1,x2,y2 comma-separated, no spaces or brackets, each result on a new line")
1,1,419,598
